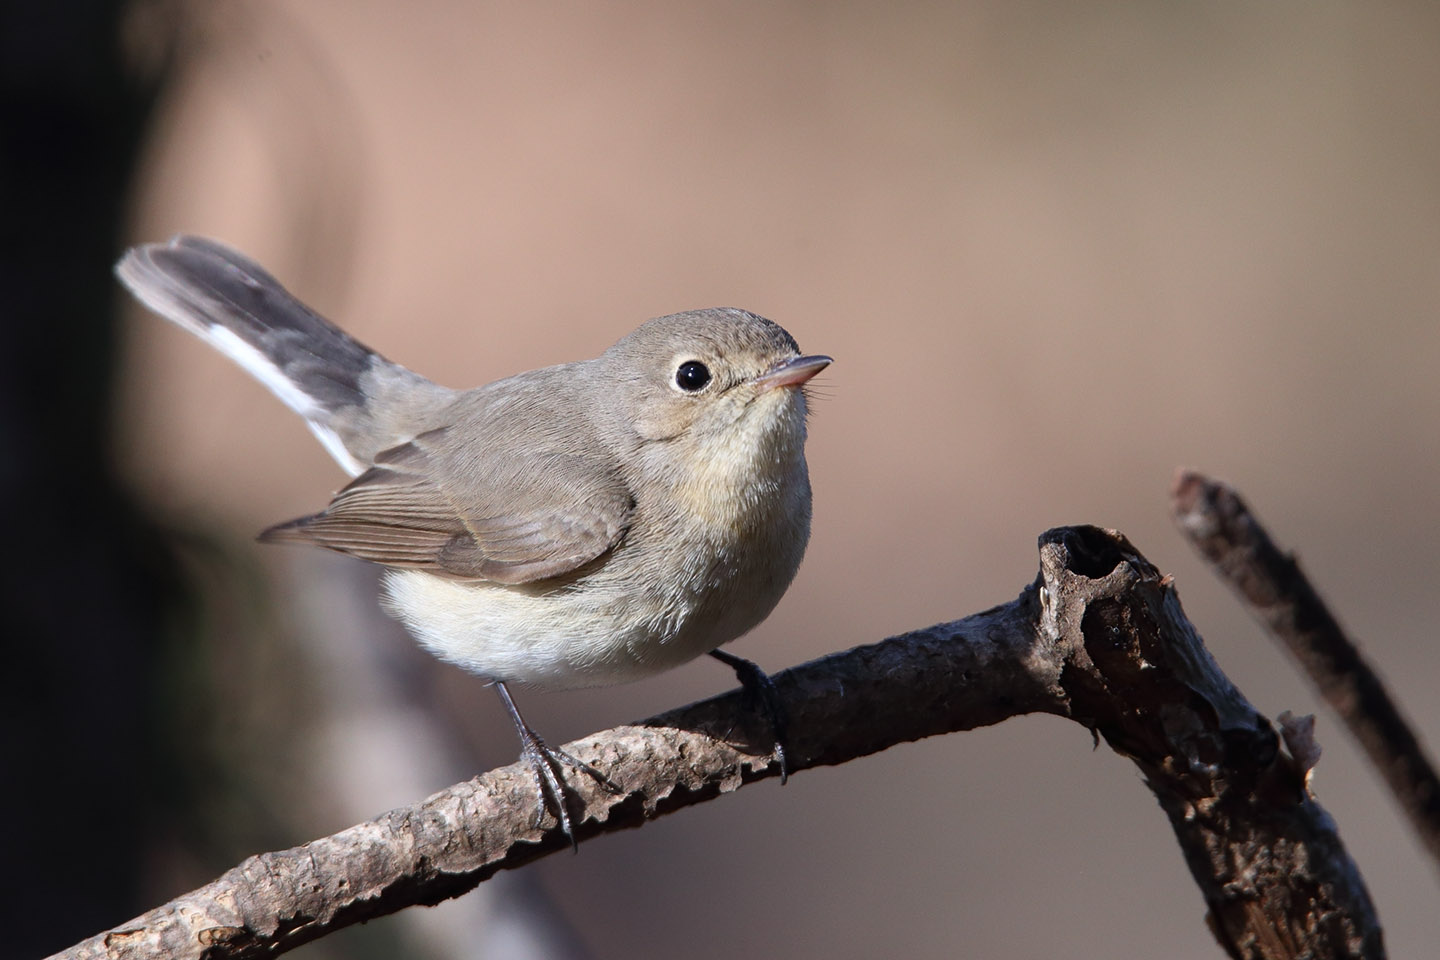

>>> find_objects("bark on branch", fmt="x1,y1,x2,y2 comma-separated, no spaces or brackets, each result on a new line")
53,526,1382,960
1172,469,1440,873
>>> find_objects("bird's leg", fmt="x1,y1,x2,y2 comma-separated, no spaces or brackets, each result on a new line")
709,649,792,784
493,681,620,851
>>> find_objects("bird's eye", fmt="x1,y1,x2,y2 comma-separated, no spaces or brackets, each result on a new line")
675,360,711,392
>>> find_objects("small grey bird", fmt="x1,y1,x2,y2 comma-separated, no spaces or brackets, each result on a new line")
116,235,829,844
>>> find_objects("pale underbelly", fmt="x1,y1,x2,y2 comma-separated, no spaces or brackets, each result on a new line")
380,568,761,689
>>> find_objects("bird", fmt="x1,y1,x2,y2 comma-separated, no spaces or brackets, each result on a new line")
116,235,830,845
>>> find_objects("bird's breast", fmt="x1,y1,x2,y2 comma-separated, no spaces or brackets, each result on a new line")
641,440,813,649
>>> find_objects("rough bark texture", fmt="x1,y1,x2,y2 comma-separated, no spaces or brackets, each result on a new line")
52,526,1383,960
1173,469,1440,874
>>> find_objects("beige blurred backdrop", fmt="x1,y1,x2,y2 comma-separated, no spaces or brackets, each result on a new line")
114,2,1440,958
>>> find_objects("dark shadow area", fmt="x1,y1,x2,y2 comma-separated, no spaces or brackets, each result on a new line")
0,3,174,955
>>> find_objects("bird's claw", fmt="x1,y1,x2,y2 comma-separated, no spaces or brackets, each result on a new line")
710,649,792,783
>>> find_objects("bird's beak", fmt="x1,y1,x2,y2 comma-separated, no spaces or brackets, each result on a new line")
753,354,832,390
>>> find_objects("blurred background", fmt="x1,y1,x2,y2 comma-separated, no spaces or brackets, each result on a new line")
6,1,1439,958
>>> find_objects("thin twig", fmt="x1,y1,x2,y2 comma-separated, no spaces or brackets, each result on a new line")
1172,468,1440,873
52,526,1382,960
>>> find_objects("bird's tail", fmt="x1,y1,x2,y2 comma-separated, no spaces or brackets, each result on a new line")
116,235,454,474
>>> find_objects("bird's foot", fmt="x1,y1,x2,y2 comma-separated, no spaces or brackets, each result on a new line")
709,649,792,784
495,681,621,851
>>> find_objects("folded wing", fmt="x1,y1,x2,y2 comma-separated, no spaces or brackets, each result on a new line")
261,428,633,584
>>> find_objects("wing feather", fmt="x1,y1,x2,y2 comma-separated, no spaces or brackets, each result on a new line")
259,434,633,584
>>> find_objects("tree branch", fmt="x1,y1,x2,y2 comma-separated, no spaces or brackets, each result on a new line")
1172,469,1440,874
53,526,1382,960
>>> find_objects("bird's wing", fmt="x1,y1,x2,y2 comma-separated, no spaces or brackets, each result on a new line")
260,427,634,584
